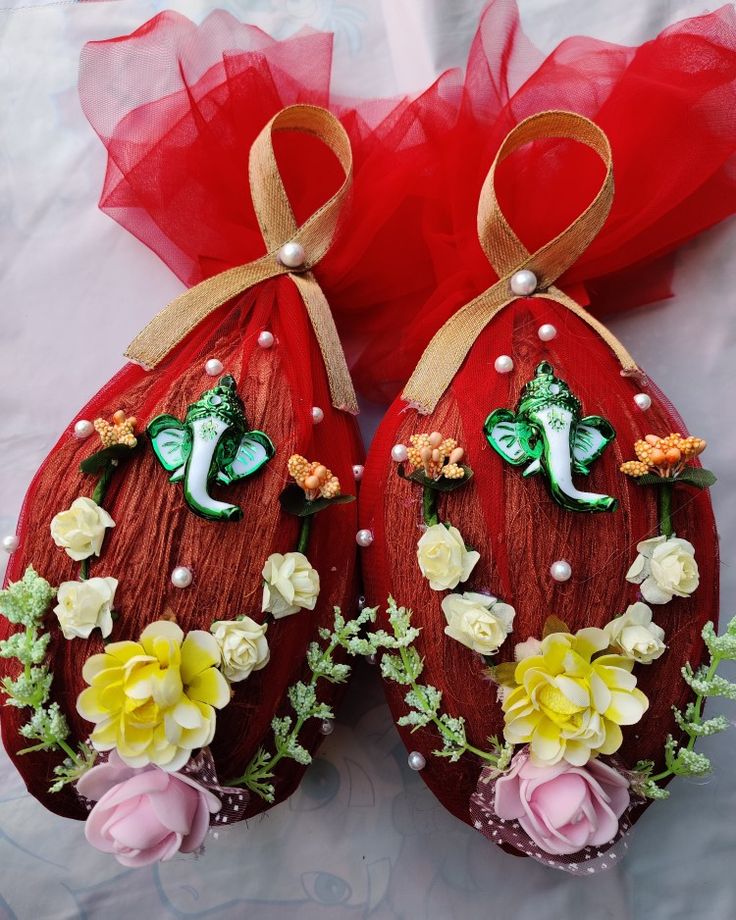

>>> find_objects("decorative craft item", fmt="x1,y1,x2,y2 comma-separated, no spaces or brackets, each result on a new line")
358,110,724,872
0,97,362,865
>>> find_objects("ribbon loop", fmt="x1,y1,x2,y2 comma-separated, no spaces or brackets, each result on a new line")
403,110,638,415
125,104,358,415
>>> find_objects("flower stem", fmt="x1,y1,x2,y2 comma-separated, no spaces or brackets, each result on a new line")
396,644,500,766
422,486,439,527
659,483,674,538
58,738,82,767
92,464,115,506
296,516,312,555
648,653,720,783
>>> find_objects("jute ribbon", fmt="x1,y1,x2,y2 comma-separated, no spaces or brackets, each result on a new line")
402,110,639,414
125,104,359,415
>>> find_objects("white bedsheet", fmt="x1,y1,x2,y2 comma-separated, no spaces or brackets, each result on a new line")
1,1,735,917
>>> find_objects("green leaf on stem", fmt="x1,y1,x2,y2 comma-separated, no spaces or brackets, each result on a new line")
634,468,717,489
279,483,355,518
80,443,139,474
397,465,474,493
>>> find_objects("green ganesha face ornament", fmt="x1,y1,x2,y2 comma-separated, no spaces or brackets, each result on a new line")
484,362,617,513
147,375,275,522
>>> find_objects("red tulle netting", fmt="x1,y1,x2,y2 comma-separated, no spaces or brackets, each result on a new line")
78,2,736,404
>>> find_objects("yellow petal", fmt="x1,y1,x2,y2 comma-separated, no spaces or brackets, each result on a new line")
181,631,221,683
186,667,230,709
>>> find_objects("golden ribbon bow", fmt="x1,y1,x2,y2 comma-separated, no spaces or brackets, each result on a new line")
125,104,359,416
402,110,639,415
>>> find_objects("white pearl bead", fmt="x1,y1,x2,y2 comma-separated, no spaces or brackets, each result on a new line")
634,393,652,411
356,529,374,547
408,751,426,771
257,331,274,349
352,464,364,481
510,269,538,296
391,444,409,463
319,719,335,736
311,406,324,425
278,241,305,269
538,323,558,342
550,560,572,582
205,358,223,377
364,652,377,665
494,355,514,374
171,566,193,588
74,419,94,439
2,535,19,554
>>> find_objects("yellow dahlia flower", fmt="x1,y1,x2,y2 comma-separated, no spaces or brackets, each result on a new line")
77,620,230,771
502,628,649,767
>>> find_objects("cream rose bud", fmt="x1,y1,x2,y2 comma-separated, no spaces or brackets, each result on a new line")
50,497,115,561
416,523,480,591
626,534,699,605
54,577,118,640
441,592,515,655
211,617,270,682
604,602,666,664
262,552,320,618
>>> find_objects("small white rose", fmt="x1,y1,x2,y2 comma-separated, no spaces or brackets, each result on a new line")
626,534,699,605
50,497,115,562
514,636,543,662
262,552,320,618
416,523,480,591
54,577,118,640
441,592,515,655
604,601,666,664
211,617,270,682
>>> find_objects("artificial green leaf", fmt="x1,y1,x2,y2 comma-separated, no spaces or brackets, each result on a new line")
397,465,474,493
80,443,140,474
279,483,355,517
635,468,717,490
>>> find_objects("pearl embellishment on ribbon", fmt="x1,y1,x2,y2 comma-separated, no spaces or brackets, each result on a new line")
319,719,335,736
257,331,275,349
74,420,94,439
537,324,558,342
510,269,538,296
278,241,305,269
205,358,224,377
391,444,409,462
311,406,324,424
634,393,652,411
550,560,572,582
352,464,364,481
356,529,374,547
2,535,19,554
408,751,426,771
171,566,193,588
494,355,514,374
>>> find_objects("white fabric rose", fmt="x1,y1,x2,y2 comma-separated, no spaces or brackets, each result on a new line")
514,636,543,661
54,577,118,640
416,523,480,591
211,617,270,681
262,552,320,618
626,534,699,604
604,602,666,664
441,592,515,655
50,497,115,561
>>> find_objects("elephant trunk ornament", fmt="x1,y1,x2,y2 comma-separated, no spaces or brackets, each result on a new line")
484,362,617,513
147,375,275,522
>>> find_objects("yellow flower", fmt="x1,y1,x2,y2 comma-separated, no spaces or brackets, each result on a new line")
77,620,230,771
501,628,649,767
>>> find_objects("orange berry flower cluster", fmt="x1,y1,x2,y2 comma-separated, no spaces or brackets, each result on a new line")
288,454,341,500
620,433,706,479
406,431,465,481
94,410,138,449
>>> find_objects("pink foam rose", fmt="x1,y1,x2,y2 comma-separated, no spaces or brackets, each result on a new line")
77,751,221,867
493,750,630,856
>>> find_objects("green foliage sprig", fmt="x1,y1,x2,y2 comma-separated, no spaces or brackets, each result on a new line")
362,596,513,768
231,604,374,802
633,615,736,799
0,567,94,790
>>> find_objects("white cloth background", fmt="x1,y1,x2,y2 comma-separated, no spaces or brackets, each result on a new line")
0,1,735,917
